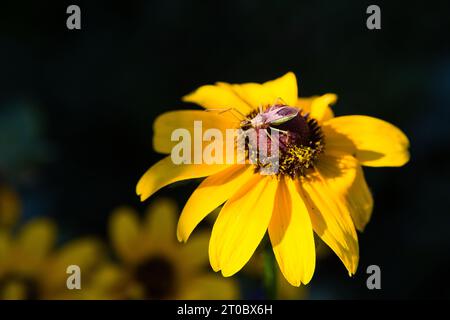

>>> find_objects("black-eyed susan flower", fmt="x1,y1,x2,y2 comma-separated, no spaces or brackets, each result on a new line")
0,217,104,299
136,72,410,286
107,198,238,299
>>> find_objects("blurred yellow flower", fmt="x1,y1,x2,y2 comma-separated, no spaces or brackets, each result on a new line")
107,198,238,299
0,186,21,229
0,217,104,299
136,72,410,287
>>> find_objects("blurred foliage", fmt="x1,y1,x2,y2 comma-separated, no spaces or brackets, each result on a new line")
0,101,51,183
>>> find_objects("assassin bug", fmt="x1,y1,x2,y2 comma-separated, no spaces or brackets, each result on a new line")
206,100,301,174
241,104,299,132
207,98,300,138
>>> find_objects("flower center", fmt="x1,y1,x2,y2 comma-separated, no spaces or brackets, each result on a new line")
134,255,177,299
240,104,325,178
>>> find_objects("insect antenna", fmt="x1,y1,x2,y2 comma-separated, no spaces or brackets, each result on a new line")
205,107,246,121
273,97,288,106
264,128,273,142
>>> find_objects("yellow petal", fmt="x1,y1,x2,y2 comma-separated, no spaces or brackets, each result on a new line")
219,72,298,110
54,262,126,300
57,237,103,266
262,72,298,107
87,263,125,299
153,110,238,154
44,238,105,292
296,93,337,123
217,82,274,111
299,175,359,275
316,152,373,231
347,164,373,231
296,97,315,112
316,151,358,195
268,178,316,286
136,156,231,201
109,207,141,263
308,94,337,123
17,218,56,260
177,164,253,242
178,274,239,300
144,198,178,243
183,84,253,115
0,280,28,300
209,175,277,277
323,115,410,167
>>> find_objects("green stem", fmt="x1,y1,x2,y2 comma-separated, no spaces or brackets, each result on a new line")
263,247,277,300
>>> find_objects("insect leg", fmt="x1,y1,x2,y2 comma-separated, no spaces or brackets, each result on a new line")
264,128,273,142
258,104,263,114
229,108,248,119
269,126,289,134
273,97,288,106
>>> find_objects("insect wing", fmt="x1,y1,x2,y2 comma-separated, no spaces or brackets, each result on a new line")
267,106,299,126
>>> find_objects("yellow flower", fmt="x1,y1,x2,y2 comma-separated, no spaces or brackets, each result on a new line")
136,72,410,286
0,217,104,299
107,198,238,299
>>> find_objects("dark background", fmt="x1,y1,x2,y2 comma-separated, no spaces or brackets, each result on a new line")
1,0,449,299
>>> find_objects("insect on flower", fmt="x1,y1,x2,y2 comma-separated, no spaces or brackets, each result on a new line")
237,103,301,173
136,72,410,287
242,104,299,130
